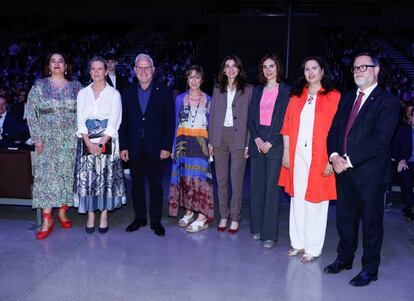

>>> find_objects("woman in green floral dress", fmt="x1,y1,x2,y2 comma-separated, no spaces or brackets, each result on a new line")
27,51,83,240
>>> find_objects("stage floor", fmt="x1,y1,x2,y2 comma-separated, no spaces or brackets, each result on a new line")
0,171,413,301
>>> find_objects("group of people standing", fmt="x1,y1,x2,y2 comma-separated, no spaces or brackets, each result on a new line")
26,49,400,287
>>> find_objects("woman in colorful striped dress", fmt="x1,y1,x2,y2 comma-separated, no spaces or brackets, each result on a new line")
168,65,213,233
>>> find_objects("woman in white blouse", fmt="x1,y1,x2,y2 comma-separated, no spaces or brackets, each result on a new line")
73,56,126,234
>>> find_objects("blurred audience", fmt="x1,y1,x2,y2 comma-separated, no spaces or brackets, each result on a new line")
0,95,31,150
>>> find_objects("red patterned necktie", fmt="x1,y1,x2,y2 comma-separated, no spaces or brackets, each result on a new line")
343,91,365,153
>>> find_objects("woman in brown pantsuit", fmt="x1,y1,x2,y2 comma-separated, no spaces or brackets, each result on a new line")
209,55,253,233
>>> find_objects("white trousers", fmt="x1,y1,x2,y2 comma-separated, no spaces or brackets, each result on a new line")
290,139,329,257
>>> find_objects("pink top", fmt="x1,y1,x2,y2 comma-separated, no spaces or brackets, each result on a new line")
259,86,279,126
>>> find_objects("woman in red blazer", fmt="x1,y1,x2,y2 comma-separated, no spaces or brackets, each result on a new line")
279,56,340,262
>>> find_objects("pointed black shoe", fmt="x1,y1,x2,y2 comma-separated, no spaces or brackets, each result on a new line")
150,222,165,237
324,259,353,274
405,208,414,221
98,226,108,234
85,226,95,234
349,270,378,287
125,219,147,232
402,205,412,214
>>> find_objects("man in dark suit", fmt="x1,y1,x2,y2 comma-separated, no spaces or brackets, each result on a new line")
325,53,400,286
105,52,130,93
119,53,175,236
0,96,32,150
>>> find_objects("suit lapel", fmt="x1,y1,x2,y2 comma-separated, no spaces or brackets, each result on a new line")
232,89,242,106
342,90,357,122
131,83,143,116
144,83,158,115
107,76,114,87
271,83,288,122
255,86,264,121
217,90,228,121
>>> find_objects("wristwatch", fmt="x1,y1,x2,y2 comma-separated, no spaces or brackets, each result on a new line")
98,143,104,148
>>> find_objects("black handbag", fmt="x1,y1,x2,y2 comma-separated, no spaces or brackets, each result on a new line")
82,138,112,155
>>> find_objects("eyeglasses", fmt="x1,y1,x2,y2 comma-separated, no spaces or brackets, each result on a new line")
351,65,376,73
135,66,152,72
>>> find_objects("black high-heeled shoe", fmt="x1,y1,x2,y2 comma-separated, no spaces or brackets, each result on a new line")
402,205,412,214
85,226,95,234
406,208,414,221
98,226,108,234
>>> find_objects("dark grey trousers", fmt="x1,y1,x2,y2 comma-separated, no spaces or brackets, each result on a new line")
249,153,282,241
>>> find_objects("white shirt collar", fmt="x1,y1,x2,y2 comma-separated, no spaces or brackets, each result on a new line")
357,82,377,97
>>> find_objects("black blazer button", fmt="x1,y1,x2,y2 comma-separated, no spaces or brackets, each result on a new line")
233,116,237,120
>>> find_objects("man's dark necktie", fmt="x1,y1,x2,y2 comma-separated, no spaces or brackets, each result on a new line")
343,91,364,153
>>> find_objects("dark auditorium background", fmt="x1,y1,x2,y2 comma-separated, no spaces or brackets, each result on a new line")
2,0,414,100
2,1,414,300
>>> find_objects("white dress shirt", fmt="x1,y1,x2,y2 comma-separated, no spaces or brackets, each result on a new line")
109,74,116,89
297,94,317,149
329,82,378,167
76,83,122,138
224,88,236,127
355,82,378,114
0,111,6,137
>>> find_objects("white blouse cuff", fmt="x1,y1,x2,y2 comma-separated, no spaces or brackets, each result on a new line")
103,127,117,138
76,127,88,138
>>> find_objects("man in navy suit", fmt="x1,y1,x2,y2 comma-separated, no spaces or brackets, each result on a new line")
325,53,400,286
119,53,175,236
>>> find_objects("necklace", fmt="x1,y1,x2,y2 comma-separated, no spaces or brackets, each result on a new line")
307,93,316,104
186,94,201,127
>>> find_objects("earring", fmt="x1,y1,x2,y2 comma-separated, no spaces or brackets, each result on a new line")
48,70,51,75
64,71,67,75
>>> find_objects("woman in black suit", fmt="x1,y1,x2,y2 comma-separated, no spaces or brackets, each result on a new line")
247,54,291,249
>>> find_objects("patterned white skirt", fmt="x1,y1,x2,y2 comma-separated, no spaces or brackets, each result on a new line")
73,137,126,213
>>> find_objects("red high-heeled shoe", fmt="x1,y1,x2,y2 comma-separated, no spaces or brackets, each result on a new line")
228,221,239,234
57,204,72,228
36,212,54,240
217,219,227,232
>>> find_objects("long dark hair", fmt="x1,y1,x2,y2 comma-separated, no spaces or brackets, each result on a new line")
43,51,72,80
291,56,335,96
218,55,246,94
258,53,284,84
